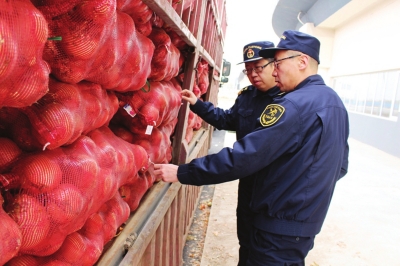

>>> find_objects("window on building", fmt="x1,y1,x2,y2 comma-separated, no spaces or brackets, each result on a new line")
333,70,400,121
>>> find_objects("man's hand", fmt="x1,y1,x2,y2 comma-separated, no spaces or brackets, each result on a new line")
153,163,179,183
181,89,198,105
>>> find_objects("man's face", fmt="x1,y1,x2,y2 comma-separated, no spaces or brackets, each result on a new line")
244,58,276,91
272,50,300,92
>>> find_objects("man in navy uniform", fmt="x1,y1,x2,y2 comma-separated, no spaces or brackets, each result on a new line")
155,30,349,265
180,41,280,265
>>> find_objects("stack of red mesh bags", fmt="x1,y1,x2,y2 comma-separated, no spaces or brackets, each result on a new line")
38,0,155,92
1,127,149,263
185,58,210,142
111,79,182,210
0,0,208,264
0,0,50,108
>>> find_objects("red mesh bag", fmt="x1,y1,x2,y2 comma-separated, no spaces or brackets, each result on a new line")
42,0,115,83
2,153,63,194
164,26,190,51
5,192,131,265
172,0,196,11
0,108,43,152
139,122,176,164
0,0,50,108
0,194,22,265
4,255,42,266
196,59,210,96
135,21,153,37
5,231,102,266
117,0,153,24
113,121,176,164
2,126,149,257
117,0,154,36
85,11,155,92
192,83,202,98
41,0,154,92
48,192,130,265
152,13,165,28
20,78,119,150
119,170,156,212
31,0,81,19
115,80,182,128
185,110,203,143
148,28,182,81
0,138,23,173
81,192,130,243
5,193,51,255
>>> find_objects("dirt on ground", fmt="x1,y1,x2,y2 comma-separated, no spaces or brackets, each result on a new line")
182,185,215,266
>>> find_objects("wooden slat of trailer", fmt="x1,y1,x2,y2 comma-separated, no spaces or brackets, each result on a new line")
171,0,209,165
161,208,170,265
140,237,155,265
187,0,202,39
175,187,185,264
119,182,179,265
169,196,178,266
143,0,197,47
96,182,170,265
97,0,226,263
99,130,208,265
154,220,164,265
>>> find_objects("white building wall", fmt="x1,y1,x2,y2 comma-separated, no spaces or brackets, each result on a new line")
298,0,400,158
329,0,400,77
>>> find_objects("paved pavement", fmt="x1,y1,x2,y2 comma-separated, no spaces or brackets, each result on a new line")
199,88,400,266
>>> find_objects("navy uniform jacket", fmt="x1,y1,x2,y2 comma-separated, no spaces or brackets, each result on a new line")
190,85,281,139
178,75,350,237
189,84,281,214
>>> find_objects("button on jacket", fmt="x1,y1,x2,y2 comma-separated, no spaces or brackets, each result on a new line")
178,74,349,237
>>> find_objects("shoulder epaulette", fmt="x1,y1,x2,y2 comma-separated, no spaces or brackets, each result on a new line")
238,86,249,96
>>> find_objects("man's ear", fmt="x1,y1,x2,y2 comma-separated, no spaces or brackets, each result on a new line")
298,54,309,70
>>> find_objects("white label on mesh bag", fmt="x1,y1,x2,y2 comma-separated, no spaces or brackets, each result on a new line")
123,104,136,117
145,125,153,135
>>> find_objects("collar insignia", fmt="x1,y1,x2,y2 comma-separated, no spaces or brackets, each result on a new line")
260,104,285,127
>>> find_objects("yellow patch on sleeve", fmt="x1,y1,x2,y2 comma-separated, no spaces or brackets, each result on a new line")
237,86,248,95
260,104,285,127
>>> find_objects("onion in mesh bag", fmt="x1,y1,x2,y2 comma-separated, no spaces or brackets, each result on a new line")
10,154,62,193
46,184,85,226
0,0,50,108
0,137,23,173
6,194,50,252
0,194,22,265
51,231,86,264
4,255,42,266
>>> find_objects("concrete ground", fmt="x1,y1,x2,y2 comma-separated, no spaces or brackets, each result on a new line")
199,87,400,266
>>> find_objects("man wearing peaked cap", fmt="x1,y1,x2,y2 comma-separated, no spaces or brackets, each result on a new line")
154,31,349,265
259,30,320,64
237,41,275,64
178,40,280,265
259,30,321,93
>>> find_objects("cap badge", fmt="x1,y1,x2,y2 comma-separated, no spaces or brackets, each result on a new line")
247,48,255,59
260,104,285,127
281,35,286,40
